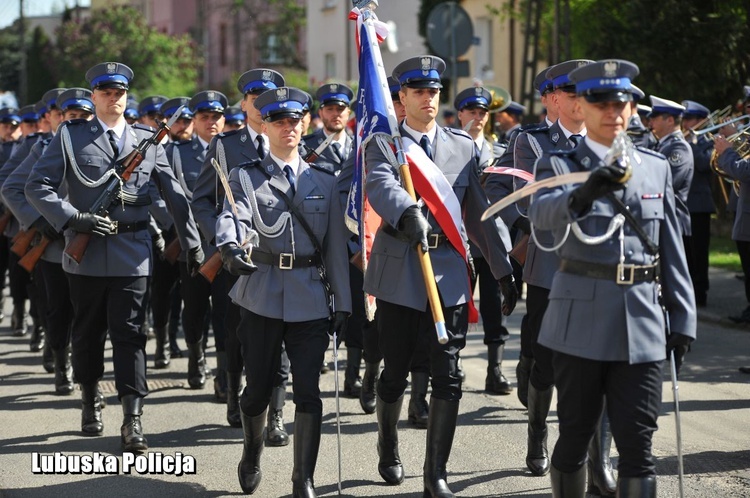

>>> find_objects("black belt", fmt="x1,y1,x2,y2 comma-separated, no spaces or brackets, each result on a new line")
380,224,447,249
251,250,320,270
110,220,149,234
559,259,659,285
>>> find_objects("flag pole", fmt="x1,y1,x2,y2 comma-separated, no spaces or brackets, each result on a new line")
354,0,449,344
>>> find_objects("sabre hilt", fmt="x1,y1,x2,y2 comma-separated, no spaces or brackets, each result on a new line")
603,131,634,184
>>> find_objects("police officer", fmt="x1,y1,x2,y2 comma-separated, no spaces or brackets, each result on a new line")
365,55,517,497
649,96,694,237
192,68,291,434
0,107,22,323
495,101,526,143
138,95,168,129
528,59,696,496
166,90,231,399
162,97,194,142
454,85,513,395
681,100,715,307
215,86,351,497
1,87,95,395
301,83,354,175
124,97,139,125
223,105,245,132
626,86,656,149
25,62,203,452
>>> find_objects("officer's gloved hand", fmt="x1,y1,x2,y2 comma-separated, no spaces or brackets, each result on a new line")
31,216,62,240
67,212,112,237
219,243,257,276
513,216,531,235
569,165,627,214
152,232,166,260
328,311,349,347
187,245,205,276
498,274,518,316
666,332,693,376
398,205,432,252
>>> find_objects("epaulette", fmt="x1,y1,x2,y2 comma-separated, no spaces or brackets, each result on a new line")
62,118,87,127
217,128,241,139
525,124,550,134
132,123,155,132
549,148,576,157
174,138,193,146
443,127,472,140
24,132,42,141
635,146,666,160
41,137,53,146
309,163,335,175
238,158,262,169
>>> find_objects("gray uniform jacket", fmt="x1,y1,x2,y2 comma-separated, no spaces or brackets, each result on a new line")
165,136,214,261
1,138,65,263
528,142,697,364
686,135,715,214
363,124,513,312
716,149,750,242
656,131,694,235
301,128,353,174
25,118,201,277
192,126,261,246
215,155,352,322
0,132,50,237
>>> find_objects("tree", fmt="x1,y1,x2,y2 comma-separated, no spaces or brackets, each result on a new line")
26,26,56,103
53,6,202,97
0,25,22,97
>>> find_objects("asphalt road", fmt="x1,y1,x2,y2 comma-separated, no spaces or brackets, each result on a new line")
1,286,749,497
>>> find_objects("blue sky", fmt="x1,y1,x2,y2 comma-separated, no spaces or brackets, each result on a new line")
0,0,92,29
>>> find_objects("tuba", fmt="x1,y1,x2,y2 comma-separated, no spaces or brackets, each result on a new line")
484,85,512,142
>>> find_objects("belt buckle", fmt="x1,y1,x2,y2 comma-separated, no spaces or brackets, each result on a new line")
428,234,440,249
279,253,293,270
617,263,635,285
110,220,119,234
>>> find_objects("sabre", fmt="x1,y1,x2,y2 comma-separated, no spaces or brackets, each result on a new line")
670,349,685,498
332,332,342,495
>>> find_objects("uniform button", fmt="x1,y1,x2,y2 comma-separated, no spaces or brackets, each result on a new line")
316,207,320,212
268,201,272,205
627,250,633,256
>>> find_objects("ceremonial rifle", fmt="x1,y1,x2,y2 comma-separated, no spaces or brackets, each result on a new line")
300,132,338,163
64,107,185,264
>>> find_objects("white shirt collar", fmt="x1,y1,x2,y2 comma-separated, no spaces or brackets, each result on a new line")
98,117,127,140
197,135,210,151
324,130,347,150
403,119,438,144
584,136,611,161
474,135,485,150
271,152,301,177
557,121,586,140
545,117,555,127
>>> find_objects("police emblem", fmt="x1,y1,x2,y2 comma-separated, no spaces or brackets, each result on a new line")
240,133,247,143
421,57,432,76
267,165,274,173
581,156,591,168
262,70,272,81
669,151,682,165
330,84,338,92
106,63,116,74
91,125,98,133
276,88,288,101
75,89,84,98
603,61,618,78
207,91,215,100
475,87,483,95
551,132,560,143
192,142,199,150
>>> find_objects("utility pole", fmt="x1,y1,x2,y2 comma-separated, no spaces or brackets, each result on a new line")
19,0,27,105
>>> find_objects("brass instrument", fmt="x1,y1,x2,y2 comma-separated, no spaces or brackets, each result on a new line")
484,85,512,142
683,105,733,143
692,114,750,137
708,129,747,203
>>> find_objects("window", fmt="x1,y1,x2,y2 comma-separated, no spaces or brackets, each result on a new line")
325,53,336,79
475,17,493,82
220,23,227,67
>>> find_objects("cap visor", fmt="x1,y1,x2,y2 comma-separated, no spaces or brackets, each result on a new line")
266,111,304,122
405,81,443,89
95,82,129,90
582,91,633,104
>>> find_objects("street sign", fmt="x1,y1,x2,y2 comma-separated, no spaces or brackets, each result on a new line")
426,2,474,59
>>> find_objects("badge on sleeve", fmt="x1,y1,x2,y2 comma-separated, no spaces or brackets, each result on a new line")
668,151,683,165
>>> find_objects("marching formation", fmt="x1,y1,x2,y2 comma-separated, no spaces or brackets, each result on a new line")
22,11,750,495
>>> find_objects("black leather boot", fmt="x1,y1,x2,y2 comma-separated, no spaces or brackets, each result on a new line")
526,383,553,476
226,372,242,428
153,326,170,369
359,360,380,414
408,372,429,429
516,355,534,408
344,347,363,397
455,357,466,382
53,346,74,395
291,411,322,498
616,476,656,497
214,351,228,403
11,304,26,337
265,385,289,446
41,339,54,373
587,407,616,496
121,394,148,452
168,316,183,358
551,464,587,497
238,408,266,494
485,344,512,394
377,394,404,485
81,383,103,436
29,318,46,352
423,398,459,498
186,341,206,389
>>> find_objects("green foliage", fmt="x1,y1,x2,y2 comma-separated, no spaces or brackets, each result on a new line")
53,6,201,97
0,26,22,95
26,27,56,103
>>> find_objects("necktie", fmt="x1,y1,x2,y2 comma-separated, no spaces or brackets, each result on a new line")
420,134,433,160
331,141,343,163
107,129,119,157
284,165,296,195
569,134,583,147
256,135,266,159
